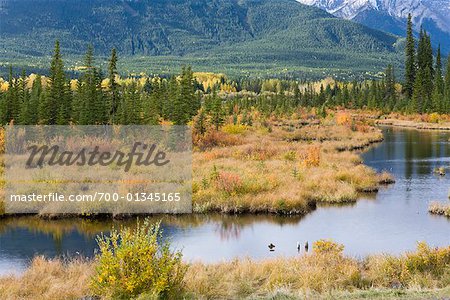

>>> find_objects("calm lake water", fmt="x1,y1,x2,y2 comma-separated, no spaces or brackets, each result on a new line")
1,127,450,275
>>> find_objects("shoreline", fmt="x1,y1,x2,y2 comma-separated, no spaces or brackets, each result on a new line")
1,242,449,300
376,118,450,131
0,121,393,219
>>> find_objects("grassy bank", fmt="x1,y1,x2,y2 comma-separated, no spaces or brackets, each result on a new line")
0,112,392,217
429,202,450,217
358,111,450,130
1,241,449,300
192,113,390,214
376,118,450,130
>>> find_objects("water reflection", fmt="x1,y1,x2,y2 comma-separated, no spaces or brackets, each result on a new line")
367,127,450,179
1,127,450,275
0,214,305,274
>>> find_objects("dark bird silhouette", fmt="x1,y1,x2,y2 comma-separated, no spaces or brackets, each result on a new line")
297,242,301,253
305,241,309,252
268,243,275,251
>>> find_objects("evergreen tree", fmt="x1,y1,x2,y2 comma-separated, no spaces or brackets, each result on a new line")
444,55,450,112
384,64,397,110
41,40,68,124
432,45,445,112
210,90,223,130
415,29,434,111
0,66,15,124
18,69,31,124
193,108,208,136
108,48,119,124
119,81,141,124
28,75,42,124
172,66,193,125
9,68,21,123
176,66,199,124
76,45,105,124
412,68,425,112
142,82,160,125
404,14,416,98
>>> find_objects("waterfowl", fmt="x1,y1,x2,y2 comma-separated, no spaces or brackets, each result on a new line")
305,241,309,252
268,243,275,250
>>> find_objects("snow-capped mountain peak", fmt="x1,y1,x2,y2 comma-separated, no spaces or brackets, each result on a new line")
297,0,450,48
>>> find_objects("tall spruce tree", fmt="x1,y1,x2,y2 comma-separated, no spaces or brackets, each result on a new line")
444,55,450,112
415,29,434,111
412,68,425,112
171,67,192,125
18,69,31,124
210,89,223,130
0,66,16,123
404,14,416,99
108,48,119,124
432,45,445,112
384,64,397,110
28,75,42,124
41,40,68,124
76,45,105,124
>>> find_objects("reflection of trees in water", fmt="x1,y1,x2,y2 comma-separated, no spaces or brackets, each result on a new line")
216,221,242,240
403,129,450,178
401,129,445,178
0,213,305,244
212,214,304,241
404,129,414,179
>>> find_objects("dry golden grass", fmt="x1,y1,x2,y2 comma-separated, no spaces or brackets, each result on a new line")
0,257,93,300
193,120,387,213
2,242,449,300
376,113,450,130
377,171,396,185
428,202,450,217
184,254,361,299
0,115,389,217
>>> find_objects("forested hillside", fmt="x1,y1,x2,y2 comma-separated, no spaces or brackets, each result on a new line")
0,0,402,77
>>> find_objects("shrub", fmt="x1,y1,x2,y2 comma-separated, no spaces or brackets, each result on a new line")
91,220,187,299
304,146,321,167
313,239,345,255
194,129,242,150
237,144,277,161
283,150,296,161
222,124,247,135
429,113,440,124
215,171,242,194
336,112,351,126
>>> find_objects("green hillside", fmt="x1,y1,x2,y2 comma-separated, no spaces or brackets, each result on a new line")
0,0,403,78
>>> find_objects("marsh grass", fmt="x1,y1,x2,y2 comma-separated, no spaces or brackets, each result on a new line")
428,202,450,217
0,116,391,217
0,257,93,300
378,171,396,185
193,121,388,213
2,241,450,300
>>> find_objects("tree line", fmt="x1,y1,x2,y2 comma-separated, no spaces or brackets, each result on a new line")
0,41,201,126
404,14,450,113
2,27,450,130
